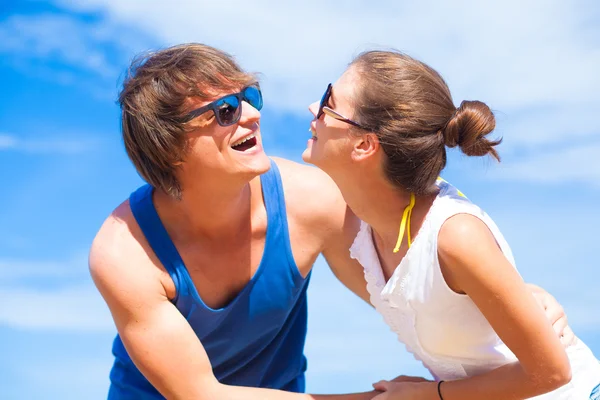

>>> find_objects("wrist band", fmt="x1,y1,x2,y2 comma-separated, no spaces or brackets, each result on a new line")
437,380,445,400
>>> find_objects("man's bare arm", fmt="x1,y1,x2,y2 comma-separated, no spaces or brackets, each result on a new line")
271,157,371,305
90,206,377,400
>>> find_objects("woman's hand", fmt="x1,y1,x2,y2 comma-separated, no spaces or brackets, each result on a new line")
372,380,437,400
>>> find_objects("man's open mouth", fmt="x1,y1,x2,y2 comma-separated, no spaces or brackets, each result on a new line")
231,134,257,151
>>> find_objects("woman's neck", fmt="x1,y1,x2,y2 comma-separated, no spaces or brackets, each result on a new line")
335,169,438,252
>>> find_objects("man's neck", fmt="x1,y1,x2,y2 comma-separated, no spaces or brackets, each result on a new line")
153,174,260,243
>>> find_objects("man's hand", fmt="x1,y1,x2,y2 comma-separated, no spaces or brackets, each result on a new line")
366,376,432,400
389,375,431,383
527,283,575,347
371,380,437,400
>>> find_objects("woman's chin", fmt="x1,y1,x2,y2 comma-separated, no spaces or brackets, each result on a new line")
301,148,314,165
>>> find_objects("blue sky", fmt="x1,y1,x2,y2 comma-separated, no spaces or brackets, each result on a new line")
0,0,598,398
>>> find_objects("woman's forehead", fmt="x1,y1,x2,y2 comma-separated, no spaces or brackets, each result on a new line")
332,69,360,106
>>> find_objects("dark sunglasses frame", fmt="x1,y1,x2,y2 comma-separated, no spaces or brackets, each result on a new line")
317,83,366,129
184,85,263,126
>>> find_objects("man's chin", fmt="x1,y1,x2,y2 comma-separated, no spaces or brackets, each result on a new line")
253,153,273,173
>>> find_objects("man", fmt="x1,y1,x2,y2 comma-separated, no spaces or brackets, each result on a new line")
90,43,572,399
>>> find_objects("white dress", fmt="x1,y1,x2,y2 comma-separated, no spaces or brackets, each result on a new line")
350,179,600,399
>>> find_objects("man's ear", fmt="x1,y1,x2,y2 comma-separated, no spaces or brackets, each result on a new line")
351,133,380,162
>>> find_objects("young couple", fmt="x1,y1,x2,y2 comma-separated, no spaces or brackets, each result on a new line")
90,43,600,399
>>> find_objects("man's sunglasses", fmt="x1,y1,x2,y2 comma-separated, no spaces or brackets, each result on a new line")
317,83,366,129
184,85,263,127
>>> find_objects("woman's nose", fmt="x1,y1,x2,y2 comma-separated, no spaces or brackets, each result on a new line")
308,101,319,118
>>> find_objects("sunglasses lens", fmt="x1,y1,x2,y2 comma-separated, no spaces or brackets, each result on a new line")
214,95,241,126
318,84,331,118
244,86,263,111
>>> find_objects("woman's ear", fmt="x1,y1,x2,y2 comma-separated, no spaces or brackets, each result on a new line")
351,133,380,162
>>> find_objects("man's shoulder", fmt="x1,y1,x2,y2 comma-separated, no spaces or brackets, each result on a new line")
269,157,356,241
270,157,345,217
89,199,173,321
270,157,341,201
270,156,323,180
90,197,165,283
90,197,172,298
89,200,138,273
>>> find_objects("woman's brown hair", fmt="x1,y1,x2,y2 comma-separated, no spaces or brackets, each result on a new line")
349,50,501,195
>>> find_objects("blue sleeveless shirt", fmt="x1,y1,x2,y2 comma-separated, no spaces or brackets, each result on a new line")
108,160,311,399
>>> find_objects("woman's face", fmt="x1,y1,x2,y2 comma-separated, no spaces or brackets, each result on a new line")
302,69,362,174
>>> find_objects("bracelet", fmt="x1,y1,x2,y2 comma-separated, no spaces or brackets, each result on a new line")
437,380,445,400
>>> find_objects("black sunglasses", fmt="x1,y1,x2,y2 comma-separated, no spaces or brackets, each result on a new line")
317,83,366,129
184,85,263,127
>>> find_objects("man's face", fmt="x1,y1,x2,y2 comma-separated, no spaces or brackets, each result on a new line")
178,86,271,185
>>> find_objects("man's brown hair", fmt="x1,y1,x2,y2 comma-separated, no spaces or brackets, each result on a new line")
119,43,257,198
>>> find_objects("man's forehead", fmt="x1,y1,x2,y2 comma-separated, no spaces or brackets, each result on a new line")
187,80,247,103
185,86,232,108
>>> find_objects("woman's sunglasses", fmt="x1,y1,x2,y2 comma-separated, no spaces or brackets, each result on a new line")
184,85,263,127
317,83,366,129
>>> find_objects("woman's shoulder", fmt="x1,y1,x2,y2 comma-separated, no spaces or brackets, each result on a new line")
429,178,489,229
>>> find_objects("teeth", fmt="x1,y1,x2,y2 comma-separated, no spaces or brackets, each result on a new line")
231,133,255,147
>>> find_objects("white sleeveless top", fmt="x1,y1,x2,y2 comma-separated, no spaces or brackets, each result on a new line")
350,179,600,399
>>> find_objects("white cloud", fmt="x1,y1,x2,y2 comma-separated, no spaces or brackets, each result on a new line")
0,0,595,168
496,103,600,147
0,133,98,154
0,14,119,79
14,356,113,400
0,283,115,332
50,0,600,148
0,252,88,281
0,134,18,148
489,142,600,185
0,252,114,332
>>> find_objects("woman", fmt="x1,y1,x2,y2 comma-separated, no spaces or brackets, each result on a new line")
303,50,600,399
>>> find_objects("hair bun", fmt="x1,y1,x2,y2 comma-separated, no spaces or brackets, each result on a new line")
441,100,501,161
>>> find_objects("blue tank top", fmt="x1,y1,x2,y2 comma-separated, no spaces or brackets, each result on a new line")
108,160,311,399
